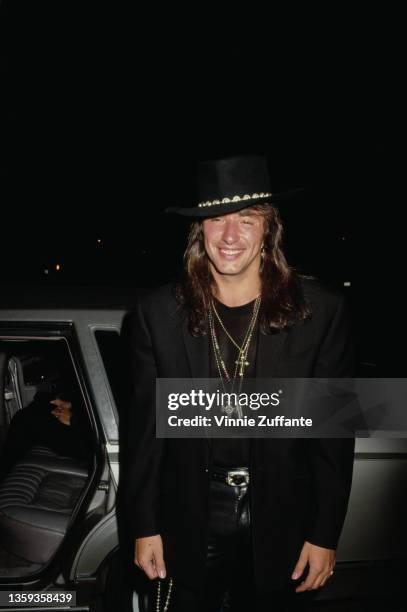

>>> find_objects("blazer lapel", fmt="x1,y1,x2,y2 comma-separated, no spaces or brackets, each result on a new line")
182,322,210,380
256,328,288,378
182,321,211,449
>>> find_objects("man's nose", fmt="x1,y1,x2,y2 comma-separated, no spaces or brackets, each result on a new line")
221,219,240,243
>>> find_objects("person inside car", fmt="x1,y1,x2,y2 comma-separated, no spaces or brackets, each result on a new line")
0,384,93,482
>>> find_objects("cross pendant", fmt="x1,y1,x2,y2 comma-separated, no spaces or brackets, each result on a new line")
235,354,249,376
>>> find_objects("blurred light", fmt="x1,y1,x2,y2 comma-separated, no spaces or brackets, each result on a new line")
97,239,102,244
44,269,49,274
343,281,351,287
56,264,61,271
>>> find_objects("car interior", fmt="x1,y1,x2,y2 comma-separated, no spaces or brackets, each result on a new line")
0,339,93,578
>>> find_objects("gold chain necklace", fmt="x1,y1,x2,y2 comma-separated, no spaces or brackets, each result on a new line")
211,295,261,377
208,295,261,416
211,300,244,352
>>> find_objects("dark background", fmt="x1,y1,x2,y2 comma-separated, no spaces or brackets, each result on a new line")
0,2,404,374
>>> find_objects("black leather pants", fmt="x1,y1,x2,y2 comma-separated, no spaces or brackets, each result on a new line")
147,469,300,611
198,474,254,611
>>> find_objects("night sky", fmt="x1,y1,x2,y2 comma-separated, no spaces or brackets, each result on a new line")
0,3,404,373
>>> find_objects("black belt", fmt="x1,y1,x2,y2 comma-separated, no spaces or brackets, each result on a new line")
211,466,250,487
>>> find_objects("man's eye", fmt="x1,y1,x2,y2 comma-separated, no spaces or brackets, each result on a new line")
241,219,253,225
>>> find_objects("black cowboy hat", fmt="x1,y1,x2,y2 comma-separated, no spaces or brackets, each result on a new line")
165,154,303,217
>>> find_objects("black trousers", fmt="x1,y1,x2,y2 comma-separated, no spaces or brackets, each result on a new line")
147,474,310,612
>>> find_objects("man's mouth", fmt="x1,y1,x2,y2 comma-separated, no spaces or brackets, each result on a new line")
218,248,244,259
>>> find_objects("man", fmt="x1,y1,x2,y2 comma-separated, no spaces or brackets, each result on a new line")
126,155,355,611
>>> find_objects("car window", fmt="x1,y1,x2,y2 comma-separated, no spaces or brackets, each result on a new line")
0,337,87,428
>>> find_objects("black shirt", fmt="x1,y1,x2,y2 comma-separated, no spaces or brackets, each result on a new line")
209,297,259,468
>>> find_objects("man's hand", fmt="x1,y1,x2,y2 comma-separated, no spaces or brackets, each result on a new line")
50,398,72,426
134,535,166,580
291,540,335,592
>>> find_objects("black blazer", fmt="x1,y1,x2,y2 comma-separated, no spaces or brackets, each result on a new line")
125,277,355,592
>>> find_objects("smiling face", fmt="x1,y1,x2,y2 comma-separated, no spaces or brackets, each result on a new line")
202,208,265,280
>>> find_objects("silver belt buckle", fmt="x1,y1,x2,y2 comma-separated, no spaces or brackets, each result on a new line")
226,470,250,486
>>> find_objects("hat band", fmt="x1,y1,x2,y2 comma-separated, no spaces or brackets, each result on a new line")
197,192,272,208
